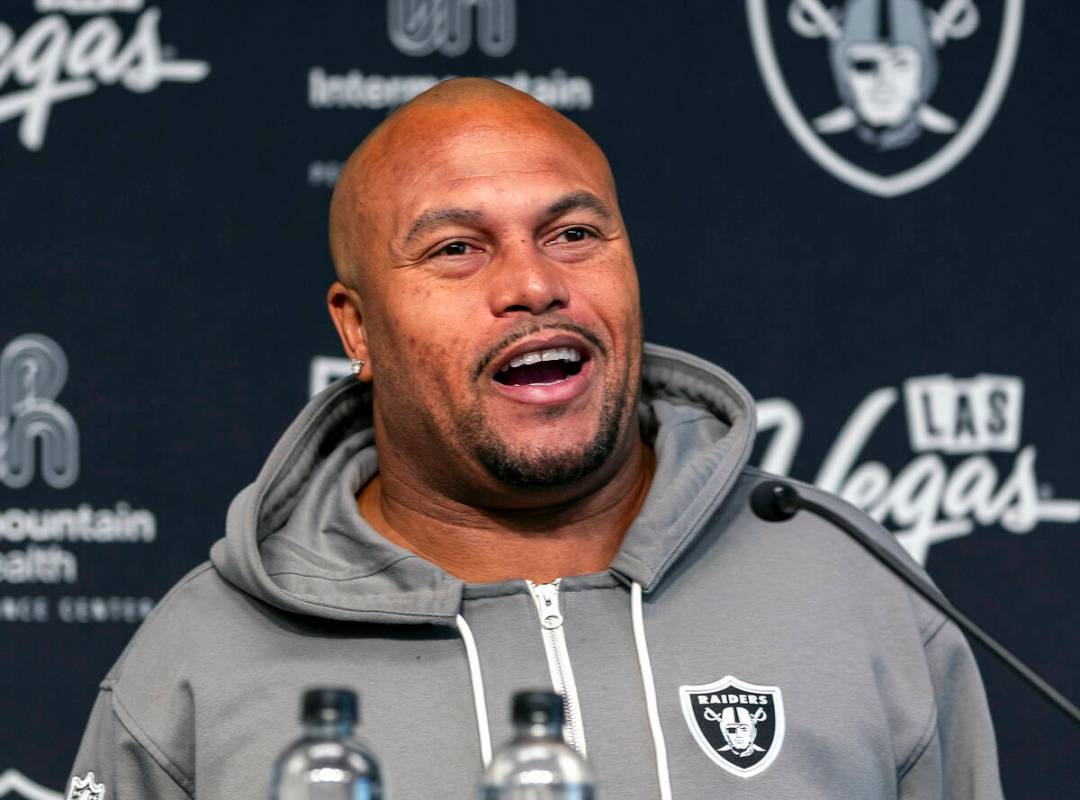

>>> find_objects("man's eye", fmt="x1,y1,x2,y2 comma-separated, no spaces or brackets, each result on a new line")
552,227,594,244
436,241,472,257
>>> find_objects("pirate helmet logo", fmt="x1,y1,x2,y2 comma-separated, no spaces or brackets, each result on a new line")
679,675,785,778
711,705,769,756
826,0,944,149
747,0,1025,196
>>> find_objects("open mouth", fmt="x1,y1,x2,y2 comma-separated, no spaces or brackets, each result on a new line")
493,346,586,386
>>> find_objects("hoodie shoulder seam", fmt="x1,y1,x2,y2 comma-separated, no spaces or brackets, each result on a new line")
109,687,196,796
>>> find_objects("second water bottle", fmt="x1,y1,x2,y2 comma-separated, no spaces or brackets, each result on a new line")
480,690,596,799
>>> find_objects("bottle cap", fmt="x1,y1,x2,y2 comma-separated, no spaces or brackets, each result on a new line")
512,690,565,727
301,687,359,726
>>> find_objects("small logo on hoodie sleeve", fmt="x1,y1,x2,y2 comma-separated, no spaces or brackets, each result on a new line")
66,772,105,800
679,675,785,778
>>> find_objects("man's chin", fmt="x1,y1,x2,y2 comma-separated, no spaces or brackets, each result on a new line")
458,368,631,490
472,437,615,489
471,404,626,489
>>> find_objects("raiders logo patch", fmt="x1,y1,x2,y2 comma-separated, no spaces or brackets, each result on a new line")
66,771,106,800
679,675,785,778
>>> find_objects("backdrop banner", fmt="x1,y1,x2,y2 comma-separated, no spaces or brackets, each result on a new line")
1,1,1076,797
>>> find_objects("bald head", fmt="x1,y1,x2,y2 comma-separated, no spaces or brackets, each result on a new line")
328,77,615,288
324,76,643,506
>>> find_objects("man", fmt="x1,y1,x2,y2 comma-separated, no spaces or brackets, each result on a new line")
68,78,1003,798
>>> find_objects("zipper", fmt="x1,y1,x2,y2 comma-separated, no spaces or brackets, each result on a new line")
526,579,588,757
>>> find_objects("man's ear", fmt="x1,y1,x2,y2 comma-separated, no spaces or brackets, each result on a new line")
327,281,371,380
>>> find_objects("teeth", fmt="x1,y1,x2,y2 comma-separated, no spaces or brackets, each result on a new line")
503,347,582,370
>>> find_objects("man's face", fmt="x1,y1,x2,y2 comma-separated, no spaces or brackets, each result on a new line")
845,43,923,126
340,111,643,499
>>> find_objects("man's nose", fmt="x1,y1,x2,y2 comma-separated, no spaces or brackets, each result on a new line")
487,240,570,317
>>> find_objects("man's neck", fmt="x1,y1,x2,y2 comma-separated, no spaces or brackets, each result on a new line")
357,443,655,584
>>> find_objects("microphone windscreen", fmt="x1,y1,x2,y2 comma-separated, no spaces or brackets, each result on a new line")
750,481,800,522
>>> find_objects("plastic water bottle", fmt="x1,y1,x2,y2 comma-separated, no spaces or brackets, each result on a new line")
270,687,382,800
480,690,595,799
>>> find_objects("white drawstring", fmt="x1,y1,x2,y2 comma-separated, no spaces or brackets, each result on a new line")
456,613,493,768
632,581,673,800
458,586,673,797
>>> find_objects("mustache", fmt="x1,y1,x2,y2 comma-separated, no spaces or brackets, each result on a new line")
473,321,608,380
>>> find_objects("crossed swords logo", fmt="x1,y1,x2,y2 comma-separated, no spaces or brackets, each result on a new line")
788,0,980,139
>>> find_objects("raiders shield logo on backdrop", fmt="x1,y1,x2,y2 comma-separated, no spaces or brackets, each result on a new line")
679,675,785,778
746,0,1024,196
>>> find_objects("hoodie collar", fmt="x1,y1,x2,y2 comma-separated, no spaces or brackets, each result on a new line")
609,344,756,591
210,343,756,624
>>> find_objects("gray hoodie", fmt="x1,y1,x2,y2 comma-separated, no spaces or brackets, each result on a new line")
68,344,1003,799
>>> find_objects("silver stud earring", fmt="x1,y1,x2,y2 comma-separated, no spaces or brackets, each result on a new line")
350,358,366,375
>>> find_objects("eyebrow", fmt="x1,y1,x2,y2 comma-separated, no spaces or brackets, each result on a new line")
543,190,614,221
401,191,615,248
402,207,484,246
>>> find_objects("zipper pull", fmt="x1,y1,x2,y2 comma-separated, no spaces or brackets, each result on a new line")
527,579,564,630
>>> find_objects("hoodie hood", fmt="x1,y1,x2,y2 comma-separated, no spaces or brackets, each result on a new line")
210,343,756,626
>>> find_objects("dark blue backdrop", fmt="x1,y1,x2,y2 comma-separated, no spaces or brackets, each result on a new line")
1,1,1076,797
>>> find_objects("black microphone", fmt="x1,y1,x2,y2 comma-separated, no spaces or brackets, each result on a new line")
750,480,1080,726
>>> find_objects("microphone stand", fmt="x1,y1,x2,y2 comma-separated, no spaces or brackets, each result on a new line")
750,480,1080,726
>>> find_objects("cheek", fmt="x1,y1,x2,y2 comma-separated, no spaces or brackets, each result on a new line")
371,297,476,390
574,267,642,337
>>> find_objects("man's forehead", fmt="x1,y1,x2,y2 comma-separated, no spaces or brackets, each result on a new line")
372,118,610,193
369,123,616,239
